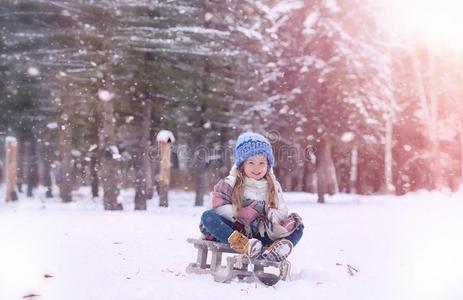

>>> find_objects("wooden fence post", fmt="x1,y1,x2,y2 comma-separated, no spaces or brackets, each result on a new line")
156,130,175,207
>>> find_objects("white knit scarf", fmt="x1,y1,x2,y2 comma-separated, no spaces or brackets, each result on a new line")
243,177,268,202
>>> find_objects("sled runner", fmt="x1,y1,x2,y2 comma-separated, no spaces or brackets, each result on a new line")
185,238,290,286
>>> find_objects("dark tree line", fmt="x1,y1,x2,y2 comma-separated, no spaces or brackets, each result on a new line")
1,0,463,208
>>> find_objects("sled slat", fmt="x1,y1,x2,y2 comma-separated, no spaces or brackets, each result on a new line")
187,238,236,253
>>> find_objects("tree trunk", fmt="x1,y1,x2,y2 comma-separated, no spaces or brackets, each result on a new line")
151,153,159,197
37,138,53,198
194,167,205,206
25,140,34,197
411,50,443,190
284,170,292,192
36,138,44,186
89,114,99,198
26,139,38,198
316,144,326,203
349,142,358,194
426,54,444,190
294,143,304,191
134,102,151,210
134,153,147,210
303,160,316,193
328,149,339,195
99,92,122,210
295,166,304,192
43,156,53,198
90,154,99,198
16,139,24,193
193,27,211,207
58,123,73,203
382,115,395,194
315,136,337,203
252,111,262,132
193,141,206,206
145,158,154,200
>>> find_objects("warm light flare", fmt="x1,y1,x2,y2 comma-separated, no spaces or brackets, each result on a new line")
380,0,463,50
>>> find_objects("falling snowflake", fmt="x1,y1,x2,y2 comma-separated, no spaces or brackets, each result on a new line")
204,12,213,22
109,145,121,160
46,122,58,129
98,89,114,102
125,116,134,123
27,67,40,76
341,132,355,143
71,150,82,157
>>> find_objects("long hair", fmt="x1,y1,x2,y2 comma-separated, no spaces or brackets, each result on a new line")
265,172,278,209
231,167,278,214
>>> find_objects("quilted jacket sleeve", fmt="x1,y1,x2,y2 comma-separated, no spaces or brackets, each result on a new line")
210,178,235,222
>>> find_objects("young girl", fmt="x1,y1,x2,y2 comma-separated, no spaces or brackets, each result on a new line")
200,132,304,262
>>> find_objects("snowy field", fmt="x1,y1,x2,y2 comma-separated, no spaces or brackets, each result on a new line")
1,187,462,300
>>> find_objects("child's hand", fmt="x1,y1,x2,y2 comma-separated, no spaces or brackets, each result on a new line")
229,165,238,177
267,208,285,223
237,202,259,225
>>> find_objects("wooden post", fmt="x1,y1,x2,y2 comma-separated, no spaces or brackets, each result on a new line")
5,136,18,202
156,130,175,207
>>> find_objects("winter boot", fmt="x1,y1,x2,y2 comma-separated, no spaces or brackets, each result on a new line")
261,239,293,262
228,231,262,258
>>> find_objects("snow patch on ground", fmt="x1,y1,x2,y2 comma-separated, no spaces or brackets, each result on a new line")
1,186,462,300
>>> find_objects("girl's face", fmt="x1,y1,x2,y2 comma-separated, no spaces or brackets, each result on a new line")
243,155,268,180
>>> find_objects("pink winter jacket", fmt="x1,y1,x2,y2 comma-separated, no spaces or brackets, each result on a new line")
210,167,302,239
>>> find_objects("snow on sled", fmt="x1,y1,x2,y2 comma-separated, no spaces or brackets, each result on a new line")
185,238,290,286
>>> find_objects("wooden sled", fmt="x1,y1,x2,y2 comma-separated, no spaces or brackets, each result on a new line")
185,238,290,284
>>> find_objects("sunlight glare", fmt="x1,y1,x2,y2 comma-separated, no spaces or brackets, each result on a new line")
380,0,463,51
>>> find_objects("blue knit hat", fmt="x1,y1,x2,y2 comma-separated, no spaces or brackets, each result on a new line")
235,132,274,168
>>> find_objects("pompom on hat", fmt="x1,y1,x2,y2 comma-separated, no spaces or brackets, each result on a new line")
234,132,274,168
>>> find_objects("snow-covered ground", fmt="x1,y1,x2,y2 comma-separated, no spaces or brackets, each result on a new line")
1,186,462,300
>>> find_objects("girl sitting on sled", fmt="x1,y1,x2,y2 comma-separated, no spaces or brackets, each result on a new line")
200,132,304,261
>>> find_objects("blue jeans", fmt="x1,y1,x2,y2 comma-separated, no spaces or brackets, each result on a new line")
201,209,303,246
